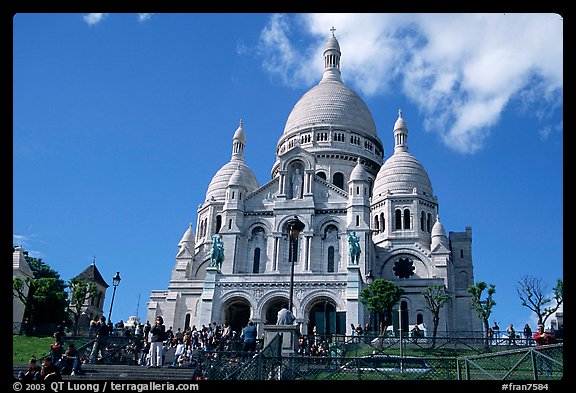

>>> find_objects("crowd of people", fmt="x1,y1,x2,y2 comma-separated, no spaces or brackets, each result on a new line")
17,310,562,381
486,321,560,346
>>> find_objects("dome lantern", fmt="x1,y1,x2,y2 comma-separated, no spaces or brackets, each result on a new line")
322,27,342,82
394,109,409,153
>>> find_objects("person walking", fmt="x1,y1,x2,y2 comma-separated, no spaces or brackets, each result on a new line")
492,321,500,342
506,323,516,345
89,316,110,363
149,316,166,368
523,324,533,345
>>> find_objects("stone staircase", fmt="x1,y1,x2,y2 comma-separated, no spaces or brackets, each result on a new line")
13,363,198,380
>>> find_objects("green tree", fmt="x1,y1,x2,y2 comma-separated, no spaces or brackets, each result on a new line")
12,249,68,334
467,281,496,345
517,276,563,326
422,284,452,347
360,279,404,336
68,277,98,335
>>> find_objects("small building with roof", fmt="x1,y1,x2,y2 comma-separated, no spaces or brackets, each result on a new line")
69,260,109,333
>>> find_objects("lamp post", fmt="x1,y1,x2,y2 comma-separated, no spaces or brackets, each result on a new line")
366,270,374,333
288,216,303,312
107,271,121,323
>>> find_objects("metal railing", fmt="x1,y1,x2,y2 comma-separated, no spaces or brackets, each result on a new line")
457,343,563,380
19,332,562,381
193,334,563,381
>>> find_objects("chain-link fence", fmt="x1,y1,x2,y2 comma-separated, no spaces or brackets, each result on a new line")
194,337,562,381
457,343,563,380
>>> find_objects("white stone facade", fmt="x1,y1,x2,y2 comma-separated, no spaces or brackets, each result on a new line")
147,33,481,337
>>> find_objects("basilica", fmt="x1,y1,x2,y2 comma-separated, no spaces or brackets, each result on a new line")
147,32,481,337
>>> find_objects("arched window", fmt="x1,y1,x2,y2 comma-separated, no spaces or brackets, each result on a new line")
317,172,327,180
184,314,191,331
253,247,261,274
395,209,402,229
323,225,339,273
356,215,360,226
327,246,335,273
333,172,344,190
420,211,426,231
198,220,204,238
368,179,373,197
403,209,411,229
417,313,423,325
380,213,385,231
374,215,380,231
228,219,232,230
215,215,222,234
427,213,432,232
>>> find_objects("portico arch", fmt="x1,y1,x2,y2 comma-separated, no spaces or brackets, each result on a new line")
221,296,252,335
302,293,346,335
260,295,290,325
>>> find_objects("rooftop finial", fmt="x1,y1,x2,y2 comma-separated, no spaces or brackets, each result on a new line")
330,26,336,37
398,109,403,118
239,118,243,127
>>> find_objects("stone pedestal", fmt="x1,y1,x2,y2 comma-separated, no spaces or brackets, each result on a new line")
263,325,300,356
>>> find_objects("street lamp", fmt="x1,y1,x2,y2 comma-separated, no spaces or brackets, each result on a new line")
107,271,121,323
288,216,303,312
366,270,374,285
365,270,374,332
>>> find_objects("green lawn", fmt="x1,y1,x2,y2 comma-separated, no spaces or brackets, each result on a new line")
12,335,54,364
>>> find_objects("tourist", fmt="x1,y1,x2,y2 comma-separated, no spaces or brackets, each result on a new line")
277,304,295,325
241,321,257,361
533,324,555,376
149,316,166,368
523,324,533,345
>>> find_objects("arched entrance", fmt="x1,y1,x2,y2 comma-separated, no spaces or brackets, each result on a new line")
223,298,251,334
307,299,345,335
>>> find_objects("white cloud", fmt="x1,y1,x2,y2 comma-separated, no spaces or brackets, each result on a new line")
83,13,108,26
258,13,563,154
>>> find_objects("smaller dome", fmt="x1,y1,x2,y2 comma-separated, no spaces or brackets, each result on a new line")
431,216,446,239
228,164,243,187
206,161,259,201
179,223,195,245
373,110,433,198
350,158,368,181
431,215,448,250
373,152,433,197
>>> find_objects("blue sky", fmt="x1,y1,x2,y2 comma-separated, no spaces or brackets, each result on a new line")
13,13,563,332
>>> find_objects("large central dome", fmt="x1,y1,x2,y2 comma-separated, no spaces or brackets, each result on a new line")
274,32,383,178
282,80,377,137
